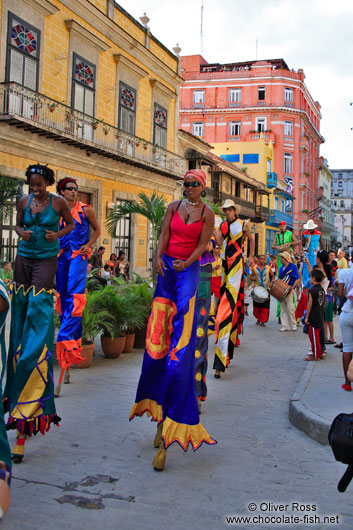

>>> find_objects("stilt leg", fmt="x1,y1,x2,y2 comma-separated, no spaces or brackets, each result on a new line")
153,422,163,448
152,443,167,471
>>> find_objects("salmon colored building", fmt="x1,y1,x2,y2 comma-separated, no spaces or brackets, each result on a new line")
179,55,324,246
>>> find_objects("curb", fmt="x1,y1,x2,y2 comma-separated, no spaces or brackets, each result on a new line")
289,362,330,446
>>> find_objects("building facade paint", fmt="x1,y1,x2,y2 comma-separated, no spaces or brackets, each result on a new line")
179,55,324,242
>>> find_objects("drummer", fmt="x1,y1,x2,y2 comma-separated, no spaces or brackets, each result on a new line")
251,255,275,327
278,251,300,332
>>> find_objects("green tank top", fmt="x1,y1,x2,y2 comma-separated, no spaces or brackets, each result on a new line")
18,194,60,259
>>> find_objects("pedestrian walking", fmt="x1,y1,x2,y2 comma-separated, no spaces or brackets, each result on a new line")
305,269,325,361
4,164,74,463
213,199,254,379
54,178,101,396
337,266,353,391
129,169,216,471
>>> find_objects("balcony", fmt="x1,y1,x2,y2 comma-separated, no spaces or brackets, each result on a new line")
0,82,186,179
268,210,294,229
255,205,270,222
266,172,277,189
245,131,275,143
300,136,309,151
205,189,256,219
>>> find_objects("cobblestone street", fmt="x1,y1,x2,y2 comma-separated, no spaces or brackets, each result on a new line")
3,305,353,530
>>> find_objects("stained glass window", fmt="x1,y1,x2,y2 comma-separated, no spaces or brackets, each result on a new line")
11,19,37,57
75,57,95,88
72,54,95,117
119,82,136,135
154,104,167,128
120,83,136,111
6,13,40,90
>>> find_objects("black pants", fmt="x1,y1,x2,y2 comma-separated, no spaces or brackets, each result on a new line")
14,254,58,291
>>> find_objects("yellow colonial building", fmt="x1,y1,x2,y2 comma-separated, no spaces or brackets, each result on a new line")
0,0,185,274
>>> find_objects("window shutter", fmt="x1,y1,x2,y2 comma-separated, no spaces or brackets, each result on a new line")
74,83,84,113
24,58,37,90
9,49,23,84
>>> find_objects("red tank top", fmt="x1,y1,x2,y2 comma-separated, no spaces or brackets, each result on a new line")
165,202,205,260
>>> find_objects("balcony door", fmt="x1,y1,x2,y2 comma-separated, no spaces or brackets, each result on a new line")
5,13,40,118
118,82,136,156
71,54,95,141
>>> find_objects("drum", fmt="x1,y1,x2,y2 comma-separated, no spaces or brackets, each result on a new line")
251,286,269,304
269,279,292,302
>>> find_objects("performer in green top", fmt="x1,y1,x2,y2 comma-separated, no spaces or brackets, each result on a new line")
4,164,74,463
271,221,298,318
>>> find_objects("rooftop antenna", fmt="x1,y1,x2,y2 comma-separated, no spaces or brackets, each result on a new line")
256,37,258,60
200,0,204,56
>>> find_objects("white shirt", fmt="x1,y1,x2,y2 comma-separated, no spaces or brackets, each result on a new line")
337,268,353,313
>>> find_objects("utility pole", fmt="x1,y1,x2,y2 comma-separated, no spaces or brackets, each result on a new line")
200,0,204,56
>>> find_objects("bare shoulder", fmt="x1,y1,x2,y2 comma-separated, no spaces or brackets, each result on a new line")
18,194,31,209
51,194,65,206
203,204,215,219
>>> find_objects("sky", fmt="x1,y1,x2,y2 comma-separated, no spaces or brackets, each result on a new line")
117,0,353,169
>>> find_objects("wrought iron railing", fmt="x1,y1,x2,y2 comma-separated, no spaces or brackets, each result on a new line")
0,82,186,178
269,210,293,228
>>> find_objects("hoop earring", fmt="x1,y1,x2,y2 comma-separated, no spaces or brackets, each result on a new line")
183,190,187,197
201,190,206,198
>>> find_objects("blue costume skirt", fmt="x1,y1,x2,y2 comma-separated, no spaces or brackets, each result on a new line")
129,254,216,451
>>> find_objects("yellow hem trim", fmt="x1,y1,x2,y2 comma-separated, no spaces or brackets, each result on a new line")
11,282,54,297
129,399,163,423
162,416,217,451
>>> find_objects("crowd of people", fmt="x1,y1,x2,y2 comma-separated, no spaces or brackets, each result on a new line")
1,164,353,514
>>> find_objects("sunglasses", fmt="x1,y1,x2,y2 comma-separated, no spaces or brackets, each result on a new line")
27,167,47,177
64,186,78,192
183,181,202,188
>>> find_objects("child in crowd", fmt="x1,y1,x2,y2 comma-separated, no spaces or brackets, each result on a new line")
305,269,325,361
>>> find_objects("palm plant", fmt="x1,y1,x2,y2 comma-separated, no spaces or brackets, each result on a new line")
105,192,168,282
82,294,115,344
0,174,21,222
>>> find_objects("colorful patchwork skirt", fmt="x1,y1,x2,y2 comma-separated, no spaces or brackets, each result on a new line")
4,256,60,436
194,263,212,401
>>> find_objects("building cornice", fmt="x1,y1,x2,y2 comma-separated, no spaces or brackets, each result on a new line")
113,54,148,78
65,19,111,52
59,0,183,90
23,0,59,16
149,79,176,99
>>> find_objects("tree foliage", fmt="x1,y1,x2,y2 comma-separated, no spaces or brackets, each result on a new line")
0,174,20,222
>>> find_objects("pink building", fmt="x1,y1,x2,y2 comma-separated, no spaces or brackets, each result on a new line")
179,56,324,236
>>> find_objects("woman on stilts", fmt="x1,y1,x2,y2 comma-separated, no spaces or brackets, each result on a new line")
129,169,216,471
4,165,74,463
54,178,100,397
194,241,214,414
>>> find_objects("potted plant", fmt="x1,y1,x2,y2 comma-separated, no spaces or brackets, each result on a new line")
76,294,115,367
48,102,58,112
103,126,109,136
91,119,99,130
90,285,128,358
116,284,147,353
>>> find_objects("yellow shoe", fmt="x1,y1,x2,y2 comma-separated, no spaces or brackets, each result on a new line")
152,444,167,471
153,422,163,448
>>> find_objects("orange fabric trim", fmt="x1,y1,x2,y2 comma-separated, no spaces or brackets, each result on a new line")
71,201,88,224
70,249,91,261
72,293,86,317
54,293,61,316
56,338,83,370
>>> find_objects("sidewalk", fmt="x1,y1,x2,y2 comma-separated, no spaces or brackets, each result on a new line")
289,317,353,445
